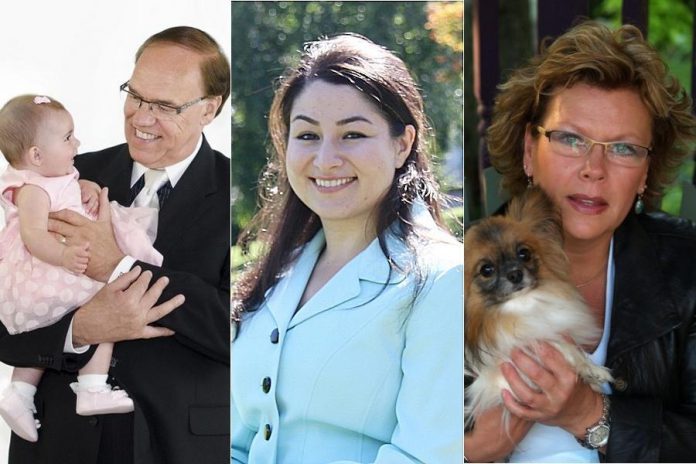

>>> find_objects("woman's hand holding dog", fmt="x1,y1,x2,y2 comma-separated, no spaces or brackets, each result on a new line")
464,405,532,462
500,343,606,441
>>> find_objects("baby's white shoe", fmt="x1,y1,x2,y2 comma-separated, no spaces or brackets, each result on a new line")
0,385,39,442
70,383,134,416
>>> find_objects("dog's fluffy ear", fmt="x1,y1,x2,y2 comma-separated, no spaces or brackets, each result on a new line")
507,187,563,245
508,187,570,281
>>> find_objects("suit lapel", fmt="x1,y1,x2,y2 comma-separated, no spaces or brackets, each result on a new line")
76,138,220,257
154,138,220,255
86,146,133,205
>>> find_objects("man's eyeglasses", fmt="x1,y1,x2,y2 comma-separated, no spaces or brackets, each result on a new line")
119,82,208,118
536,126,651,167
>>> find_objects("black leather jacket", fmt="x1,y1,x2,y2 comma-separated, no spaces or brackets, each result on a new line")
605,211,696,462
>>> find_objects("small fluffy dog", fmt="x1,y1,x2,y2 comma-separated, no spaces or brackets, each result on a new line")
464,187,612,427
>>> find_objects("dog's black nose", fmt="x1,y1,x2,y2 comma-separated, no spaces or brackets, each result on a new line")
507,269,523,284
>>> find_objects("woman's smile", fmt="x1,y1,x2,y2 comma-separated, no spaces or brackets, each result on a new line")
286,81,411,232
312,176,357,191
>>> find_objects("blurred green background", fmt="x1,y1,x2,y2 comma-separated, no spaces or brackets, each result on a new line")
464,0,696,221
231,1,464,262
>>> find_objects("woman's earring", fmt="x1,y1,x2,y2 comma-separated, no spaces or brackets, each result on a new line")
634,191,645,214
524,165,533,188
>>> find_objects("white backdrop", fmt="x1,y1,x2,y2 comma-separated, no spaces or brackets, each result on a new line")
0,1,230,459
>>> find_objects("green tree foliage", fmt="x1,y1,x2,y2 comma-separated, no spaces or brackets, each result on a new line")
591,0,695,213
231,1,463,240
592,0,692,92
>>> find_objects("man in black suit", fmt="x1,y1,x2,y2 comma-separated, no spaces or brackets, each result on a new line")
0,26,230,464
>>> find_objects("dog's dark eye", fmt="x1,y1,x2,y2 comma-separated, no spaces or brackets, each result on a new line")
518,246,532,262
479,263,495,278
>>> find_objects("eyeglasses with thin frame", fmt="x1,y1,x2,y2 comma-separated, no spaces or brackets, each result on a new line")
536,125,651,167
119,81,208,118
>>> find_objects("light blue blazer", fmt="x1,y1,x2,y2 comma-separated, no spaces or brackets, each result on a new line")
232,214,463,463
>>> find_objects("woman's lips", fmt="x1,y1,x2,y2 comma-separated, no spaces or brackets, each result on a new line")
312,177,356,192
567,194,609,214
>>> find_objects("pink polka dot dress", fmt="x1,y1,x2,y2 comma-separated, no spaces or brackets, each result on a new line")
0,166,162,334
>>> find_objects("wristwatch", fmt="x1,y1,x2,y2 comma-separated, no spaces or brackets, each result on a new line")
577,394,610,450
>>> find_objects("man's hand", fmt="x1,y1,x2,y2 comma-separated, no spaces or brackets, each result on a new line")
48,188,124,282
72,266,185,346
78,179,101,217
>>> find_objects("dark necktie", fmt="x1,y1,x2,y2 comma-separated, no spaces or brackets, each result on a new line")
129,173,173,208
129,174,145,205
156,180,173,208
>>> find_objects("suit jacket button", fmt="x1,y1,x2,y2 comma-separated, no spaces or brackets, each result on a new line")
270,328,279,344
88,417,99,426
264,424,272,440
614,377,628,391
262,377,272,393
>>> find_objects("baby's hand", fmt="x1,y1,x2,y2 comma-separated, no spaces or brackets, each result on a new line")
78,180,102,216
62,242,90,274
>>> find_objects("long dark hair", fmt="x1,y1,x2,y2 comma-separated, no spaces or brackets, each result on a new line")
233,34,449,324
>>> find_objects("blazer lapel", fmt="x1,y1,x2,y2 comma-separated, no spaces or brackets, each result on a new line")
607,213,681,364
288,257,362,328
154,137,219,255
265,221,418,330
288,235,406,328
265,232,325,332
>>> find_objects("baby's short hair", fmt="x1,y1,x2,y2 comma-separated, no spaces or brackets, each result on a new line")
0,95,65,166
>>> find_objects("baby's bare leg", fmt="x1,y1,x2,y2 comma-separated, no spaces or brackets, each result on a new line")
11,367,44,386
79,342,113,375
